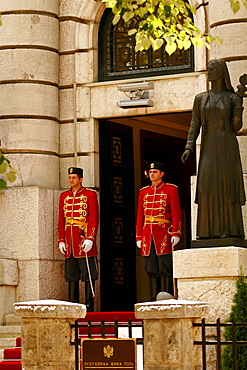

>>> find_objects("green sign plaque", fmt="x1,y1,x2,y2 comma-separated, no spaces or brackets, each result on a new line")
81,338,136,370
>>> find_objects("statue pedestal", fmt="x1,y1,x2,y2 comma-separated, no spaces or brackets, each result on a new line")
190,238,247,248
173,246,247,321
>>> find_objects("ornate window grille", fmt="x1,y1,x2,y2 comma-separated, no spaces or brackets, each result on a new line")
98,9,194,81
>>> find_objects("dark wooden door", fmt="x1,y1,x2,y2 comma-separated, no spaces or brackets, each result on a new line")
99,120,136,311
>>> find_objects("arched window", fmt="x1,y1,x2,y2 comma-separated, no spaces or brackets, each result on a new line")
98,9,194,81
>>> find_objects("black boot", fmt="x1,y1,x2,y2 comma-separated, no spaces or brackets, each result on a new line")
164,276,174,297
150,277,161,301
85,281,95,312
68,281,80,303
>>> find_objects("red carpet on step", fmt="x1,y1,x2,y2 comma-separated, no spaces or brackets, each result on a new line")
0,362,22,370
3,348,21,359
78,311,142,337
0,337,22,370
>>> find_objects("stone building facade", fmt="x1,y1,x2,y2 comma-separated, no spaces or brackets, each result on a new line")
0,0,246,321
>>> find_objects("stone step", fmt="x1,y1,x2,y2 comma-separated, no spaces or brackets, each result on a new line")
0,326,21,339
0,337,17,350
4,315,21,326
0,323,21,350
0,349,4,360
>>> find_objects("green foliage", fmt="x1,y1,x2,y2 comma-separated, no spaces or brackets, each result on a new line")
102,0,246,54
222,272,247,369
229,0,247,13
102,0,222,54
0,152,17,190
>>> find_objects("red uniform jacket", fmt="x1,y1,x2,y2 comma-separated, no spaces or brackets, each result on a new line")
58,186,99,258
136,181,181,256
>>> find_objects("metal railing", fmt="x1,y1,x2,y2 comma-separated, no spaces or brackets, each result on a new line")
71,318,143,370
193,318,247,369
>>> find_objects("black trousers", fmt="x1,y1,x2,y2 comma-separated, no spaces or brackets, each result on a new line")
65,254,98,282
144,241,174,296
144,242,173,279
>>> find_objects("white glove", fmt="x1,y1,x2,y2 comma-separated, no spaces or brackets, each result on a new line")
59,242,66,255
83,239,93,253
171,236,180,248
136,240,142,248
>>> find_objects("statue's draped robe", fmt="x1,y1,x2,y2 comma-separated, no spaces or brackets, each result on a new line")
186,90,245,238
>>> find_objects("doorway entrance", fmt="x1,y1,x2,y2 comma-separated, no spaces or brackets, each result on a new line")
99,112,196,310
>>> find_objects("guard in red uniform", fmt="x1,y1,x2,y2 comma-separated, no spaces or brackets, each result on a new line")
136,162,181,298
58,167,99,311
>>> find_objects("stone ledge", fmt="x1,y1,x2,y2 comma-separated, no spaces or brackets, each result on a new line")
14,299,86,318
135,299,208,319
173,247,247,278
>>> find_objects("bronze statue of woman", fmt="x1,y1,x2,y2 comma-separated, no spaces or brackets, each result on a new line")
181,59,246,239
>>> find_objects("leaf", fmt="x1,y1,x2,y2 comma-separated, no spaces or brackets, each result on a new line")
242,0,247,10
164,5,171,17
141,22,149,31
215,36,223,45
148,6,155,13
191,37,202,48
189,6,197,15
0,179,7,190
0,153,10,165
206,34,214,43
6,171,16,183
230,0,241,12
165,41,177,55
152,38,164,50
135,42,144,52
0,161,7,174
183,39,192,49
107,0,117,6
112,5,120,14
141,37,152,48
113,14,121,24
177,39,183,49
0,154,4,166
139,6,149,17
123,11,135,22
153,19,163,29
128,28,137,35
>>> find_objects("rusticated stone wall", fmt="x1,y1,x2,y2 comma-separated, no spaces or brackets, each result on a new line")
0,0,59,188
0,1,66,314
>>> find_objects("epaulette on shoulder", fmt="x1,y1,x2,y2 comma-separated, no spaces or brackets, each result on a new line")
166,183,178,188
61,189,70,194
139,185,149,191
86,188,97,193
